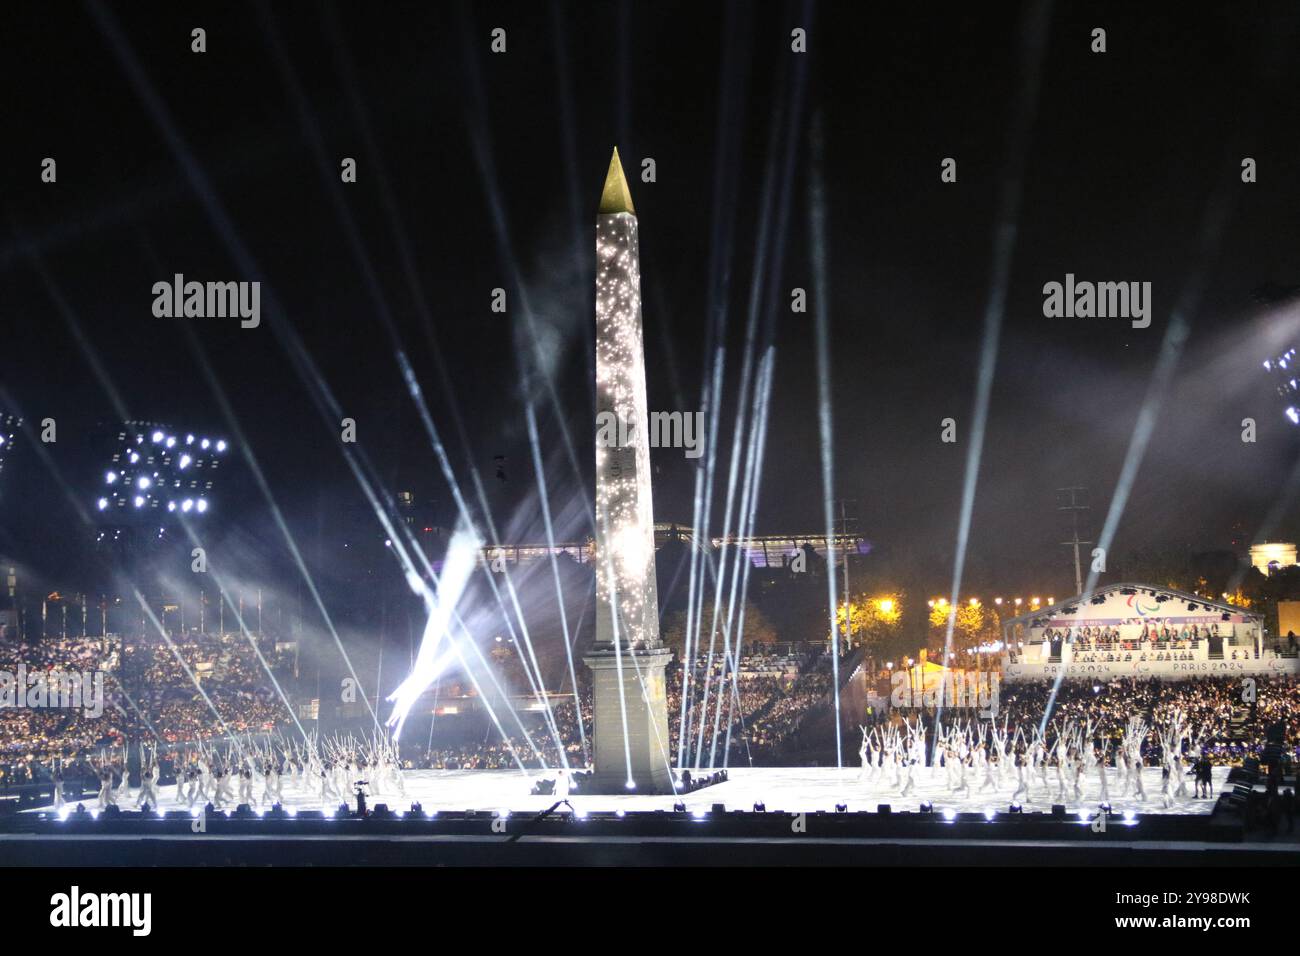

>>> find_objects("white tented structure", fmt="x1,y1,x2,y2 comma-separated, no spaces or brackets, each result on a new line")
999,583,1296,681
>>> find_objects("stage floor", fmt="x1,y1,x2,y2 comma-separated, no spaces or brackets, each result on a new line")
33,765,1231,817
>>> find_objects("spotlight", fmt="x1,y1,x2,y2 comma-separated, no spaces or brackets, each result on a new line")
165,436,176,448
615,809,626,818
983,808,995,821
1123,810,1136,823
673,802,686,813
919,801,933,813
201,438,210,449
752,802,766,812
1051,804,1066,819
215,440,227,452
835,802,848,813
1009,804,1023,814
133,495,144,508
876,804,891,815
151,431,163,443
942,808,955,822
97,498,108,510
196,499,208,513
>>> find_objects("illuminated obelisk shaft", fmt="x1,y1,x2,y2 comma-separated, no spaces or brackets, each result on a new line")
585,147,673,793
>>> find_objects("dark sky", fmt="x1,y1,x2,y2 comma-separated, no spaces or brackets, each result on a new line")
4,0,1300,597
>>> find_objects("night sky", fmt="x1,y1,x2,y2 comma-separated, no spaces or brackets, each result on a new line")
4,1,1300,598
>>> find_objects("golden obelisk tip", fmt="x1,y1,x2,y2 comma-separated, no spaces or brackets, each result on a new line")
598,147,636,216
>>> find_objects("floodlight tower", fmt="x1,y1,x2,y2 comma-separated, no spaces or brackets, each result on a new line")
583,148,674,793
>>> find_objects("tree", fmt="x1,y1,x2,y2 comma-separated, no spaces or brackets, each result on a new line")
660,601,778,656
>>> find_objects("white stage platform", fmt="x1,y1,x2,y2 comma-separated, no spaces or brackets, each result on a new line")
34,765,1230,817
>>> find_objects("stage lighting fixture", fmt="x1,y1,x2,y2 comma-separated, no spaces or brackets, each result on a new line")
201,438,210,449
575,808,588,820
1051,804,1066,818
941,808,955,822
876,804,891,815
711,803,725,814
215,440,226,452
97,498,108,510
1009,804,1022,814
919,802,933,813
97,421,227,522
983,808,995,821
1123,811,1136,823
752,802,766,812
673,801,686,813
615,809,626,818
835,803,848,813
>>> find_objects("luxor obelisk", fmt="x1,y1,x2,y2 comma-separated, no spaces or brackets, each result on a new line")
584,148,674,793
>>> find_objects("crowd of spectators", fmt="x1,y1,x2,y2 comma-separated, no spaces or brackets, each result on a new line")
0,633,293,789
967,675,1300,764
